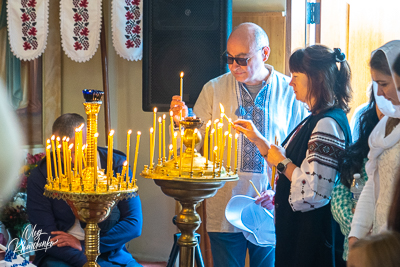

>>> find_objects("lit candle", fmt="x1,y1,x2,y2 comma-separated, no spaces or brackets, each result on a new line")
204,121,211,164
190,129,198,174
218,123,223,161
227,133,232,170
180,72,184,99
170,110,174,142
219,131,228,170
108,130,114,176
132,131,141,184
210,129,215,161
228,118,232,136
162,114,166,160
168,144,173,160
62,137,67,176
234,133,239,172
179,128,184,176
51,135,58,178
46,143,52,182
57,143,62,180
158,117,162,161
94,133,99,186
213,146,218,174
74,128,79,174
82,144,87,168
68,144,74,184
173,131,178,163
150,128,154,168
153,108,157,161
126,130,132,173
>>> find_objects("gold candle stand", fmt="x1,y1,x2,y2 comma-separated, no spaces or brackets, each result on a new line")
141,117,238,267
44,89,138,267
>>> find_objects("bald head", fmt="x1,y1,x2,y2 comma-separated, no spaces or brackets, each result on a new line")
229,23,269,52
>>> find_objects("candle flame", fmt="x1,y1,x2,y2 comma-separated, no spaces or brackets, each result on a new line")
214,146,218,151
47,139,51,144
229,133,232,137
214,119,219,124
228,118,232,123
235,133,239,138
150,128,154,134
94,133,99,138
66,137,70,142
211,129,215,134
56,136,60,141
224,131,229,136
180,72,184,78
62,136,66,141
181,129,184,135
163,114,166,119
158,117,162,123
69,144,74,149
219,103,225,113
128,130,132,135
170,110,173,116
123,161,128,166
109,130,115,136
194,129,198,133
75,128,80,132
137,131,141,135
169,144,173,150
207,120,212,127
58,144,61,148
51,135,55,140
218,122,223,127
174,132,178,137
47,145,51,149
154,107,157,113
79,123,84,130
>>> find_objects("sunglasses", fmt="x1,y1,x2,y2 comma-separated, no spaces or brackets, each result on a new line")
223,47,264,66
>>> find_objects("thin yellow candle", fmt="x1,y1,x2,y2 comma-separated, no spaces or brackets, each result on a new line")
68,143,74,184
94,133,99,186
62,137,67,176
170,111,175,142
108,130,114,176
162,114,166,159
132,131,141,184
46,143,52,181
227,133,232,169
168,144,173,160
180,72,184,99
219,131,228,169
213,146,218,174
204,121,211,163
74,128,79,174
51,135,58,178
219,103,225,124
218,123,223,161
158,117,162,160
228,118,232,136
234,133,239,172
210,129,215,161
56,143,62,180
150,128,154,167
173,131,178,163
153,108,157,158
179,128,184,176
82,144,87,168
121,161,127,180
190,129,198,174
126,130,132,171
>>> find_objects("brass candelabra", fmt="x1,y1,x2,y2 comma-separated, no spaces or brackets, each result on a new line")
141,117,238,267
44,89,138,267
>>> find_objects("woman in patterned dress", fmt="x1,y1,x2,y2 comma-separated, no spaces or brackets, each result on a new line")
234,44,352,267
348,41,400,248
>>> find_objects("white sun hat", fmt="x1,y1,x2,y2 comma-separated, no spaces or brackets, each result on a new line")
225,195,276,247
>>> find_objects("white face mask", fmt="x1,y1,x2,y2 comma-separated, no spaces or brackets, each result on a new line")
373,82,400,118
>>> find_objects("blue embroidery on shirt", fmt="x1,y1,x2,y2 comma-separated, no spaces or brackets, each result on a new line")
239,84,268,173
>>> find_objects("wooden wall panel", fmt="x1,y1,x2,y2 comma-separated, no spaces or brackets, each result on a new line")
233,12,286,74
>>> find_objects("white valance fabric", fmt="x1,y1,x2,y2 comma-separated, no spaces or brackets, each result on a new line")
7,0,49,61
111,0,143,61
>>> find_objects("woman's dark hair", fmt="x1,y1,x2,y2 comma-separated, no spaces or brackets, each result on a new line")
394,54,400,76
388,177,400,233
339,89,379,188
289,45,352,114
370,50,391,76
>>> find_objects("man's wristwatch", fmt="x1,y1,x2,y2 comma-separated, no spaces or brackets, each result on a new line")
276,158,292,173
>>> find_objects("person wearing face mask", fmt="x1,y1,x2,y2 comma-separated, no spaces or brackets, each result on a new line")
170,23,308,267
234,44,352,267
348,40,400,248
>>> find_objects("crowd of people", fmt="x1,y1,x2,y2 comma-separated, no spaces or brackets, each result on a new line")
1,20,400,267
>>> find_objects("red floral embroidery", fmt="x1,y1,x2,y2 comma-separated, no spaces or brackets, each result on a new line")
124,0,141,49
72,0,90,51
20,0,38,50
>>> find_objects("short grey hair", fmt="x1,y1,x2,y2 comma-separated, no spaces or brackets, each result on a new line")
232,22,269,50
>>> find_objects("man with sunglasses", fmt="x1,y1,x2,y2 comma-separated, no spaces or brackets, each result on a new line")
170,22,307,267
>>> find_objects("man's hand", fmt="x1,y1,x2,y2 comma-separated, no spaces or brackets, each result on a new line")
255,190,275,210
170,96,188,125
50,231,82,251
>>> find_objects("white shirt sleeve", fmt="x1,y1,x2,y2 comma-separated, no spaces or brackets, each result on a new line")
289,117,346,212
